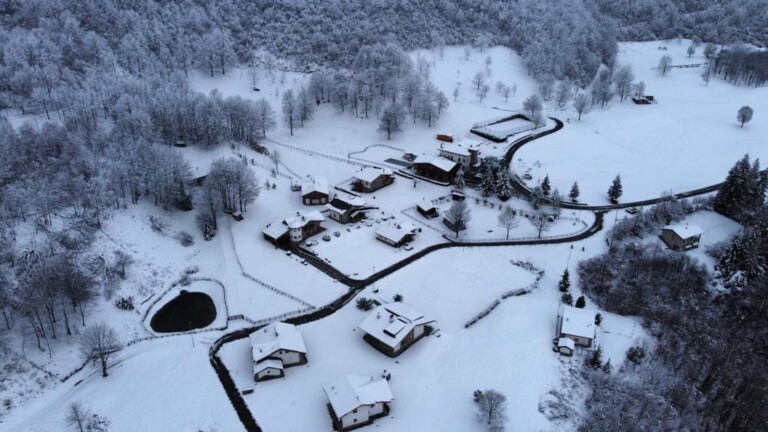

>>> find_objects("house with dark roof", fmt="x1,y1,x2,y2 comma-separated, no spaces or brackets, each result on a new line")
326,195,375,224
301,176,329,205
411,155,460,183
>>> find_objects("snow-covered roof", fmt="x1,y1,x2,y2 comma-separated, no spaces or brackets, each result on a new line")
326,195,367,213
559,306,596,340
557,337,575,351
262,221,289,239
250,322,307,363
438,141,479,157
301,176,329,196
358,303,434,349
253,358,284,374
375,221,417,244
324,375,394,417
412,155,458,173
416,200,436,212
353,167,393,183
284,210,325,229
662,223,704,239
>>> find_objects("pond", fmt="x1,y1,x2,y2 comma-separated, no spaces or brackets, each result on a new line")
150,291,217,333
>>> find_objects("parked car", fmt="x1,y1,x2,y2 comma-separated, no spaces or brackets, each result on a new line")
334,231,341,237
625,207,639,215
403,244,413,251
322,234,331,241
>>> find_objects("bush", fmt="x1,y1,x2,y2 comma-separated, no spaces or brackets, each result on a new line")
393,294,403,302
575,296,586,308
176,231,194,247
595,313,602,326
587,347,603,369
115,296,135,311
185,266,200,275
356,297,373,311
149,215,166,233
626,346,646,365
561,293,573,306
178,275,192,286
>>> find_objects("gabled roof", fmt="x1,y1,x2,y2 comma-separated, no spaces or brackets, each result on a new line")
301,176,329,196
416,200,436,212
250,322,307,363
358,303,434,349
412,155,459,173
284,210,325,229
324,375,394,417
262,221,289,240
375,221,417,244
326,195,367,213
557,337,575,351
559,306,596,340
253,358,284,374
438,141,479,157
353,167,393,183
662,223,703,239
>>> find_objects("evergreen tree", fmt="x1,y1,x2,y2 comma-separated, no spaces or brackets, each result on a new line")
530,185,544,209
575,295,586,308
558,269,570,292
495,169,514,201
454,170,466,190
561,292,573,306
569,182,580,202
601,360,612,374
479,164,496,197
588,347,603,369
541,175,551,196
607,175,622,203
713,155,766,221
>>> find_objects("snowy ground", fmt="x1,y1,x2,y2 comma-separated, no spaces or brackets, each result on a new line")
516,40,768,205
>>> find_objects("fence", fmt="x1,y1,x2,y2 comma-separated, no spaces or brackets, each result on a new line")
264,138,372,168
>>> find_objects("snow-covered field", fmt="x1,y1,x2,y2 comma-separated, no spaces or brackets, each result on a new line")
516,40,768,205
3,40,753,432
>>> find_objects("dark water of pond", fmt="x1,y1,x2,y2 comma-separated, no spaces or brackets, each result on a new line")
150,291,216,333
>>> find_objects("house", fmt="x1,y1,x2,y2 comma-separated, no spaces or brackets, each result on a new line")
250,322,307,382
442,214,466,233
375,221,417,247
262,210,325,247
437,141,480,170
556,305,596,348
556,337,575,356
326,195,375,224
301,176,329,205
324,374,394,431
411,155,460,183
416,201,439,219
660,224,703,251
352,168,394,193
358,302,435,357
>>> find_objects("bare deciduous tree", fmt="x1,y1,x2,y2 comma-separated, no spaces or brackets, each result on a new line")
528,211,553,239
573,93,590,120
79,323,120,378
658,55,672,75
497,206,518,240
737,106,753,128
66,401,90,432
445,200,471,238
522,94,542,117
474,389,508,431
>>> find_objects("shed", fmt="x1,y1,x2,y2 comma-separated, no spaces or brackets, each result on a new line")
557,337,575,356
660,224,703,251
416,201,439,219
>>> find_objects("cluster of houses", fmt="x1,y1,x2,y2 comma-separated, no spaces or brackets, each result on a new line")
248,301,434,430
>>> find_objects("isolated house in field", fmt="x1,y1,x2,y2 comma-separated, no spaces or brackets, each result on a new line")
416,201,439,219
375,221,417,247
352,168,394,193
556,305,596,348
326,194,374,224
660,223,703,251
411,155,460,183
358,302,435,357
301,176,329,205
262,210,325,246
324,374,394,431
250,322,307,382
437,141,480,170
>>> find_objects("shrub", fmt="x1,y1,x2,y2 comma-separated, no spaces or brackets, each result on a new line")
561,293,573,306
393,294,403,302
595,313,603,326
575,296,586,308
587,347,603,369
176,231,194,247
356,297,373,311
626,346,646,365
115,296,135,311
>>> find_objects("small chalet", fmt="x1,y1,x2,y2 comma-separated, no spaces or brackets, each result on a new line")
358,302,435,357
326,194,375,224
352,168,394,193
262,210,325,247
250,322,307,382
660,224,703,251
556,305,596,348
437,141,480,170
301,176,329,205
324,374,394,431
375,221,417,247
411,155,459,183
416,201,439,219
